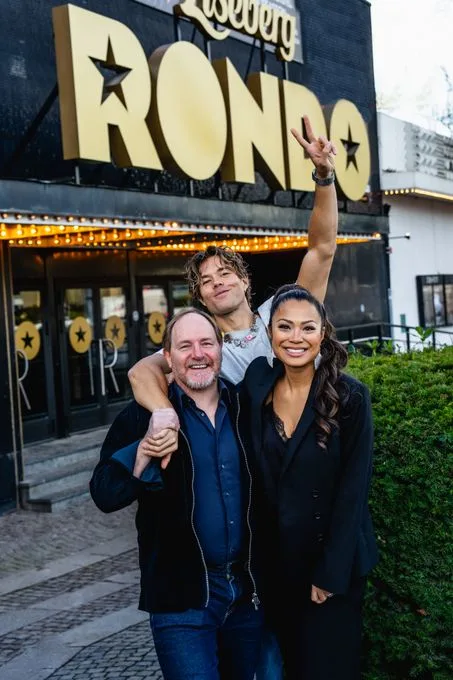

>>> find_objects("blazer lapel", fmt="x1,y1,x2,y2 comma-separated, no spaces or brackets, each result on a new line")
250,359,284,460
279,375,318,480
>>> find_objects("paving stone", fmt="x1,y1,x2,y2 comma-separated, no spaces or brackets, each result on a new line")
0,498,136,577
47,621,162,680
0,551,137,612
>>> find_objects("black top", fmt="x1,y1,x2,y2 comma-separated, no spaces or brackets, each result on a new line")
262,401,288,509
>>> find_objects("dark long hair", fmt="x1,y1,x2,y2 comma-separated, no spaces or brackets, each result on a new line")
269,284,348,450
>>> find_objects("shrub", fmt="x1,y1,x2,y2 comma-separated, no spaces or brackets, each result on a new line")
347,347,453,680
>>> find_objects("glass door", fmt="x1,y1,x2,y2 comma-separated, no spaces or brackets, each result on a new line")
14,288,55,442
59,285,132,433
99,286,130,402
138,279,190,357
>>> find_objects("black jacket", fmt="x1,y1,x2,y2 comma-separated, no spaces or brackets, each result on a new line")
90,381,260,614
241,357,379,598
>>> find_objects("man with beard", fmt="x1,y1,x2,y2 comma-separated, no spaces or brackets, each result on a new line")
90,308,263,680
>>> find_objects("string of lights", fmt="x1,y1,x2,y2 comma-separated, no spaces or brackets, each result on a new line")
0,212,381,252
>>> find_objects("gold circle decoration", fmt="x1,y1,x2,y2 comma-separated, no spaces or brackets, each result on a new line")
69,316,93,354
15,321,41,360
148,312,166,345
328,99,371,202
105,315,126,349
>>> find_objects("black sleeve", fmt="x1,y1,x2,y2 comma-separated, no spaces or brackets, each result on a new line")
90,403,157,513
312,381,374,594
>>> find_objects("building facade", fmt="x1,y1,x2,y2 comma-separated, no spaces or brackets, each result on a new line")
378,113,453,346
0,0,387,511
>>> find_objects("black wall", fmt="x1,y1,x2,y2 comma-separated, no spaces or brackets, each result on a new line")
0,0,380,197
12,239,388,328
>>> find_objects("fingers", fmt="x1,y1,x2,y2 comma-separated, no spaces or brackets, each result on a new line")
290,127,309,150
311,585,332,605
160,452,173,470
318,136,337,156
290,125,336,157
140,429,178,458
302,114,315,142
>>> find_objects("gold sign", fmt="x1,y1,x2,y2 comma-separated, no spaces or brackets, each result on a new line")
105,315,126,349
148,312,166,345
69,316,93,353
15,321,41,361
175,0,296,62
53,4,371,200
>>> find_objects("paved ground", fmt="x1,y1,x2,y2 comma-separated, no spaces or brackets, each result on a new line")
0,497,164,680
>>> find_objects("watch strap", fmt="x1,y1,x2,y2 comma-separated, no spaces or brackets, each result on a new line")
312,168,335,186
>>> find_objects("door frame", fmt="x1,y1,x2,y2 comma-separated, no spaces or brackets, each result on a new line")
54,277,135,435
13,280,58,443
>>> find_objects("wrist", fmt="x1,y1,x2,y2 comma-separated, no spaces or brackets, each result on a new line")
312,168,335,185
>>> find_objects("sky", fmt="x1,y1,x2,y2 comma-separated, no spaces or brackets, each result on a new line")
370,0,453,130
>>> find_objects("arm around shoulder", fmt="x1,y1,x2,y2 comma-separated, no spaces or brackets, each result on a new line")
128,351,172,411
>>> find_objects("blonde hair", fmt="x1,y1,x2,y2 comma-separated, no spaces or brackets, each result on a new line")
162,307,222,352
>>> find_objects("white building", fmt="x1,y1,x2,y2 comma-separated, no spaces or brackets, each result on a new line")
378,113,453,346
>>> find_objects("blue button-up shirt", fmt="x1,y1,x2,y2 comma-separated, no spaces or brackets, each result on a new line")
174,382,246,567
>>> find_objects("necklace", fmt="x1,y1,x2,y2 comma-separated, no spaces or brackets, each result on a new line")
222,314,259,348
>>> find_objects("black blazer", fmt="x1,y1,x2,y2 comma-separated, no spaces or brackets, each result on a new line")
241,357,378,597
90,381,259,613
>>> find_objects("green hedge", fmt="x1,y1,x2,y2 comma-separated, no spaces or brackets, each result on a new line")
347,347,453,679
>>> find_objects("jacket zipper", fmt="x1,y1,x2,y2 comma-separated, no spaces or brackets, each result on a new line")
180,429,210,608
235,394,260,610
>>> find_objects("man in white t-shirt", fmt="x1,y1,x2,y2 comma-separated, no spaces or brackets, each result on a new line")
127,118,337,679
129,118,337,429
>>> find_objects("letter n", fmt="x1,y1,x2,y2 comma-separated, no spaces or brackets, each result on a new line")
213,59,286,189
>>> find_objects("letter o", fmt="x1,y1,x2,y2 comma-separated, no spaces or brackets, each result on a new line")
328,100,371,201
149,42,227,180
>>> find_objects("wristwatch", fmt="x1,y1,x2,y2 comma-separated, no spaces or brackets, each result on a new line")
312,168,335,186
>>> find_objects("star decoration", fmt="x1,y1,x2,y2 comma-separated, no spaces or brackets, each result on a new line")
110,323,120,340
90,38,131,109
75,327,86,343
341,125,360,171
21,331,34,349
153,320,162,334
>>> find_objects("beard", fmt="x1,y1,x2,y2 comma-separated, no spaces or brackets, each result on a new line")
184,371,218,390
174,359,221,391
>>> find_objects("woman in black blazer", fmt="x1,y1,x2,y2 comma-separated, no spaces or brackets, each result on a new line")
242,284,378,680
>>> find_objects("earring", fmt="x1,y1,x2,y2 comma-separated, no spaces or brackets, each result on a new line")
314,352,322,369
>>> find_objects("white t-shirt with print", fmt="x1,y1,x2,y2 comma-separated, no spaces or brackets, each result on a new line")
220,298,273,385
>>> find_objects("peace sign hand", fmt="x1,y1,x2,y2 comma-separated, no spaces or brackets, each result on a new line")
291,115,337,179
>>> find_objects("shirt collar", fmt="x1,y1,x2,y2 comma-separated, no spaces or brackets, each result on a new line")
172,379,232,410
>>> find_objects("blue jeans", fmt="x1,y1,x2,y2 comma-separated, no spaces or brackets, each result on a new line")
150,563,264,680
255,627,284,680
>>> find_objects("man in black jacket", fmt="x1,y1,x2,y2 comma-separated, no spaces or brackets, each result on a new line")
90,308,262,680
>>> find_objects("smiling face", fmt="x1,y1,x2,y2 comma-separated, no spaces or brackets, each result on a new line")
164,312,222,391
270,299,325,369
198,256,250,317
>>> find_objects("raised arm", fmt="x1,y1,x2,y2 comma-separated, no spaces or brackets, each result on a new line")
128,351,172,411
292,116,338,302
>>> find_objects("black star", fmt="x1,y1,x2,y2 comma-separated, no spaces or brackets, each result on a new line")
110,323,120,340
90,38,131,108
153,320,162,334
75,327,86,343
21,331,33,349
341,125,360,171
